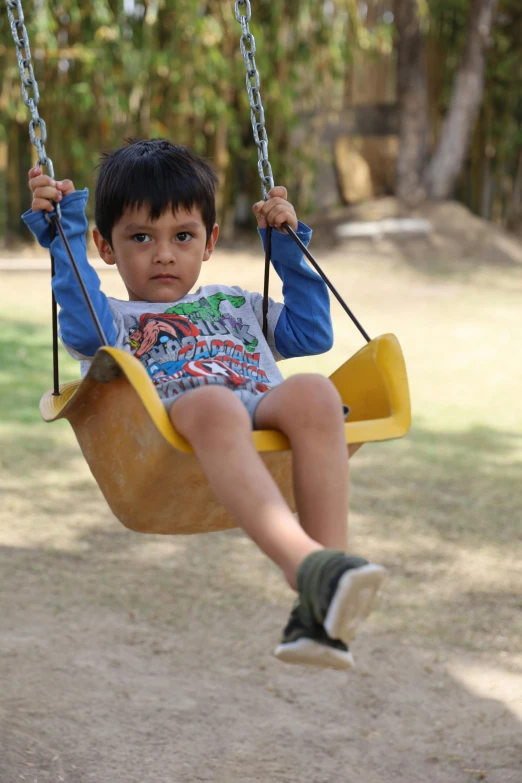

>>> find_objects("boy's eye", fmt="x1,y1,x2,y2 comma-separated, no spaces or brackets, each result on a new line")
131,231,193,243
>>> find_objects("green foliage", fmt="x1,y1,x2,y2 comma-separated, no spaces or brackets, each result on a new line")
4,1,520,234
483,2,522,222
0,0,355,227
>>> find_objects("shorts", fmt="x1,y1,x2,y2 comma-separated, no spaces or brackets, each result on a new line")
161,386,350,429
160,386,271,428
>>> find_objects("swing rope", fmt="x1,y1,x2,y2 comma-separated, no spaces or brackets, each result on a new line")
6,0,372,397
5,0,109,397
234,0,371,343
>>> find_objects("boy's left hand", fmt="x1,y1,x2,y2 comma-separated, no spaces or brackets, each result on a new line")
252,186,298,233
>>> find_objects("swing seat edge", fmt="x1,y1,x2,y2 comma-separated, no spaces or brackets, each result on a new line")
38,334,410,535
39,332,411,450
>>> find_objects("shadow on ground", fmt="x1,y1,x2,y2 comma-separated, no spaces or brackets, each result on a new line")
0,533,521,783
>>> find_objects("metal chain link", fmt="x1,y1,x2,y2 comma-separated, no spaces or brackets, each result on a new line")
8,0,269,207
5,0,56,182
234,0,274,200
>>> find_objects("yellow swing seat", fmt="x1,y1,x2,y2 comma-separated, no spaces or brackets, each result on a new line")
40,332,411,536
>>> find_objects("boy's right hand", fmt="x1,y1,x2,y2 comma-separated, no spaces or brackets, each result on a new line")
29,167,75,212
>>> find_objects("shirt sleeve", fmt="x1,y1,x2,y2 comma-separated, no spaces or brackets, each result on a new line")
256,221,333,359
22,189,117,359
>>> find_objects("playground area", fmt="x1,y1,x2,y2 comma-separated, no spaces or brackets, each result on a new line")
1,204,521,783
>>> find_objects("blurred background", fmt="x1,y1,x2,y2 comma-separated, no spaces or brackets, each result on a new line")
1,0,522,242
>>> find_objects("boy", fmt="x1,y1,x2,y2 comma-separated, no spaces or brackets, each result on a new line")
24,138,385,670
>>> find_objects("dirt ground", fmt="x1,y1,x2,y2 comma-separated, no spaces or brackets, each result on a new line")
2,478,522,783
1,480,521,783
1,204,521,783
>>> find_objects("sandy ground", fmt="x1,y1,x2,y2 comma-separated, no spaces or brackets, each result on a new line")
1,493,521,783
1,499,521,783
1,210,521,782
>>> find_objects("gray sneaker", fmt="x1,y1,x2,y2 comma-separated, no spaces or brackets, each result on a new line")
297,550,387,644
274,600,355,670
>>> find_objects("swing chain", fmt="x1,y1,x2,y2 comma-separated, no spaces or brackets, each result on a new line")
234,0,274,200
5,0,56,183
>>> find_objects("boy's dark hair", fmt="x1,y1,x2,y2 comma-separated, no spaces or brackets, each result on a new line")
94,139,218,245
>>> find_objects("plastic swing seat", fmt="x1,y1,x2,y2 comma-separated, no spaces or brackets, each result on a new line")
40,332,411,535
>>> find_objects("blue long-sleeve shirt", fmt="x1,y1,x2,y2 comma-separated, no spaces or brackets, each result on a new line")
22,190,333,400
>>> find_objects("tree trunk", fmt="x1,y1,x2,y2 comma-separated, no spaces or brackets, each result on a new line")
394,0,429,206
6,120,29,244
424,0,497,200
0,135,7,249
506,149,522,232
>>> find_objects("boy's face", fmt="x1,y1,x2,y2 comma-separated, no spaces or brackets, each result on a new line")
93,205,219,302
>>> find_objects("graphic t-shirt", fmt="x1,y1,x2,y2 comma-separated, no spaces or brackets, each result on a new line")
21,188,334,406
105,285,284,404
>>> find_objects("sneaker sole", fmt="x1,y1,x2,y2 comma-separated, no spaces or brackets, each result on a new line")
274,638,355,670
324,564,386,644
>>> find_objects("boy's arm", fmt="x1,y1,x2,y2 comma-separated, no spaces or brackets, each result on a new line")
22,189,117,358
257,222,333,358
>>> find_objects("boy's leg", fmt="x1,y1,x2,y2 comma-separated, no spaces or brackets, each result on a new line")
169,385,322,589
170,380,384,668
254,374,386,654
254,373,349,550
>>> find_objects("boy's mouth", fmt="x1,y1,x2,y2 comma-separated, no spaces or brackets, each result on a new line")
151,274,178,280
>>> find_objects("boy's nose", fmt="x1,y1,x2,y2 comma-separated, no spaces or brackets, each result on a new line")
153,246,176,265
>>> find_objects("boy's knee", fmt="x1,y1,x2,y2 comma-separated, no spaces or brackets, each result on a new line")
170,386,250,439
286,374,343,427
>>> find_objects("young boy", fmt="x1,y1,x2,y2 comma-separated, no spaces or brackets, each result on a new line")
24,138,385,671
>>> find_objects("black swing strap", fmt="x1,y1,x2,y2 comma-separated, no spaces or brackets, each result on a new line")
49,213,109,395
262,224,272,337
50,214,109,348
49,222,60,396
262,222,371,344
282,223,371,344
6,0,108,394
235,0,371,345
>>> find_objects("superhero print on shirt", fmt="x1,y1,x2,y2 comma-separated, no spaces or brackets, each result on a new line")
166,292,259,353
125,291,272,398
128,312,199,358
148,357,270,394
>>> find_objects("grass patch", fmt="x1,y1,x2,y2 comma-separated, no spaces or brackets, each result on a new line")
0,316,79,424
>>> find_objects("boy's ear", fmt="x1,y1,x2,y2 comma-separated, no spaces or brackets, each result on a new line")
203,223,219,262
92,227,116,266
